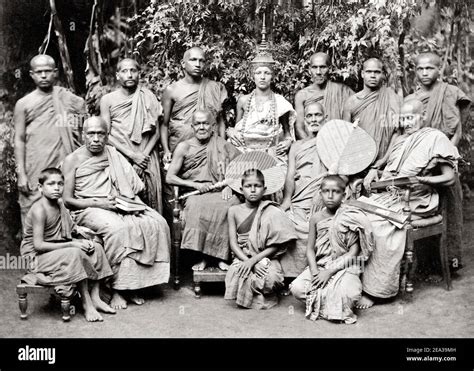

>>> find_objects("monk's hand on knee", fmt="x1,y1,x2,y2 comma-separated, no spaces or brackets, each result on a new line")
221,186,233,200
254,262,268,279
238,260,254,278
312,269,332,289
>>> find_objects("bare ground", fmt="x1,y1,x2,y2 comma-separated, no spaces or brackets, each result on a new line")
1,201,473,338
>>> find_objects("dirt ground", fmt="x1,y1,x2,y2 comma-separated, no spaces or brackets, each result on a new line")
1,201,473,338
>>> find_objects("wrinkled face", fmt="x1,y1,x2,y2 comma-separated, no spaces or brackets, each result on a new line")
320,180,345,210
309,55,329,85
30,61,57,90
182,49,205,78
253,66,273,90
400,104,423,135
241,175,266,203
304,104,325,133
116,60,139,89
416,57,439,87
362,60,384,89
192,111,213,141
39,174,64,200
84,120,108,154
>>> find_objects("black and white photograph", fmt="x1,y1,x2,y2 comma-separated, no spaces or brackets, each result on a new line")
0,0,472,369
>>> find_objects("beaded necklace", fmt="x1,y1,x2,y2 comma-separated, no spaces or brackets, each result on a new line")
240,90,280,150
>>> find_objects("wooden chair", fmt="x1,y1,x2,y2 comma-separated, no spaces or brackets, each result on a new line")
369,180,452,295
16,283,73,322
171,186,227,297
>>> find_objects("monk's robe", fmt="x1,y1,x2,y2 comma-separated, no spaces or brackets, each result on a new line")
20,200,112,298
179,135,241,261
406,83,471,265
301,81,354,120
282,137,328,277
232,93,296,166
169,78,227,152
71,145,170,290
19,86,85,222
108,86,163,213
290,206,374,324
225,201,297,309
360,128,459,298
346,87,401,161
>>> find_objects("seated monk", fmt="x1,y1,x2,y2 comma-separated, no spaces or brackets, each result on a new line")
225,169,297,309
358,99,459,309
289,175,374,324
62,117,171,310
20,168,115,322
166,109,241,271
280,101,329,277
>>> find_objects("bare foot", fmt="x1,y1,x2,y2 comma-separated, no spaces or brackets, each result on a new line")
192,259,207,271
92,297,116,314
355,295,374,309
110,291,128,309
218,261,229,271
129,294,145,305
84,306,104,322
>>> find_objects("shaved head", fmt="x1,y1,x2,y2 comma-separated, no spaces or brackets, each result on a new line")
310,52,330,65
402,99,424,114
304,101,324,113
363,58,383,70
183,47,205,61
30,54,56,70
83,116,108,132
117,58,139,71
415,52,441,67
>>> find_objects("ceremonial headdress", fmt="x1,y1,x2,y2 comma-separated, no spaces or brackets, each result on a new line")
250,14,276,72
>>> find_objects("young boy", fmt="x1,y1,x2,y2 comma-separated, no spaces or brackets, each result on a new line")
289,175,374,324
20,168,116,322
224,169,297,309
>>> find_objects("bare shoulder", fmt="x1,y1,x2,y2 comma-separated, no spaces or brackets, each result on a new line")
101,90,119,104
310,209,327,225
175,140,191,153
29,200,46,221
15,91,37,110
64,149,84,170
294,87,311,101
237,94,250,107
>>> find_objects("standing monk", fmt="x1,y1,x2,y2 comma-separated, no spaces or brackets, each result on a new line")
14,54,86,224
294,52,353,139
405,52,471,269
161,47,228,161
343,58,401,164
100,58,163,213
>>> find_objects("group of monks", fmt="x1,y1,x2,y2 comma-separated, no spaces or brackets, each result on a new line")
14,43,470,323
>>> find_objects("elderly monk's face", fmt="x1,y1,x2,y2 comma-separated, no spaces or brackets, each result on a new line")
117,60,139,89
304,104,325,133
192,112,213,141
30,60,57,90
254,66,273,90
183,49,205,78
309,55,329,85
400,104,423,136
416,57,439,87
84,120,108,154
362,60,384,89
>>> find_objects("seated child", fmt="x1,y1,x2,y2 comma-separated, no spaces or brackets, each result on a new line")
224,169,297,309
289,175,374,324
20,168,115,322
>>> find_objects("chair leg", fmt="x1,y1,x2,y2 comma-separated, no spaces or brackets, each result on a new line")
18,291,28,320
439,233,452,291
405,233,415,295
193,282,201,299
61,298,71,322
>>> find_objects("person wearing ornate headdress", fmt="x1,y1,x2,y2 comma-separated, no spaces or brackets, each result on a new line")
226,21,296,166
294,52,354,139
